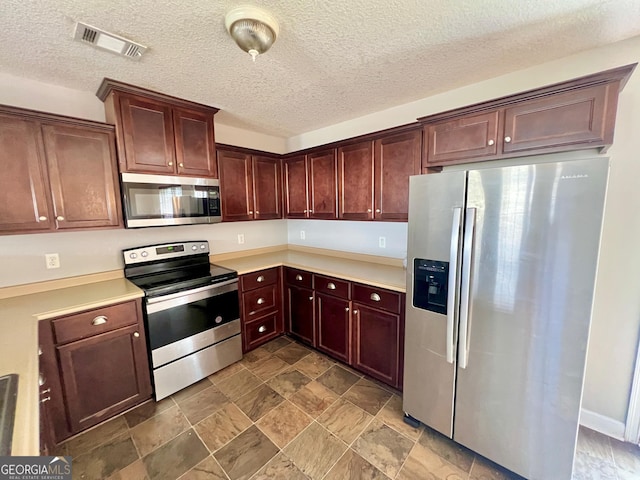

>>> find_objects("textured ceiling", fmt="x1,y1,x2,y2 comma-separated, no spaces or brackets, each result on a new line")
2,0,640,137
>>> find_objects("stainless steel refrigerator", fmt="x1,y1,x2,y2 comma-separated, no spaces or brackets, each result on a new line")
403,158,609,479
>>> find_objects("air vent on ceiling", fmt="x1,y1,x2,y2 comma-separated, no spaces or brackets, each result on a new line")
73,22,147,59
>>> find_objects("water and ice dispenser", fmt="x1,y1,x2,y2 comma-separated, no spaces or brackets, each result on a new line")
413,259,449,314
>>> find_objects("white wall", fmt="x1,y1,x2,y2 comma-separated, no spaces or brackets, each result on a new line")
289,35,640,427
0,220,287,288
287,220,407,259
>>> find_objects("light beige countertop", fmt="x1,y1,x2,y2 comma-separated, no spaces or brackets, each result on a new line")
0,277,143,456
211,246,407,292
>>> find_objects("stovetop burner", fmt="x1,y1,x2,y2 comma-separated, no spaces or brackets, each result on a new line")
123,241,237,297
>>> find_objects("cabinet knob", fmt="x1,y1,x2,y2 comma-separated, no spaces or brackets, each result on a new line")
303,209,308,213
134,332,140,338
39,374,46,387
249,210,254,214
91,315,108,326
353,310,359,315
504,136,512,143
367,209,372,213
41,388,51,394
488,139,495,146
370,293,381,302
257,297,265,305
56,216,65,221
38,216,47,221
258,325,267,333
375,209,381,213
168,161,173,166
295,274,303,281
327,282,336,290
309,210,313,213
179,163,184,168
257,275,265,282
309,296,313,301
40,396,51,403
345,307,350,312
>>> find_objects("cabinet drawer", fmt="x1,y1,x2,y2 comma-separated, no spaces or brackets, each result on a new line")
352,284,402,314
241,267,279,290
243,284,278,318
314,274,350,299
285,268,313,288
244,312,279,350
52,301,139,345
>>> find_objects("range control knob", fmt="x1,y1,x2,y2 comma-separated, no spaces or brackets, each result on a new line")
129,253,138,259
192,245,198,251
200,244,206,249
141,251,148,257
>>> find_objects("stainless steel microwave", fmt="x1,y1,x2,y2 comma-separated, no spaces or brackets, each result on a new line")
120,173,222,228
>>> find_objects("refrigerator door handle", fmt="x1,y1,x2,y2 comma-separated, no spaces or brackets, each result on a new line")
446,207,463,364
458,207,476,369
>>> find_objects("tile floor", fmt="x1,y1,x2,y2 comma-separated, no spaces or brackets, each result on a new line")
56,336,640,480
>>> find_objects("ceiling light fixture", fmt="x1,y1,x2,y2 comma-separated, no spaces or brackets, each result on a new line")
225,6,279,62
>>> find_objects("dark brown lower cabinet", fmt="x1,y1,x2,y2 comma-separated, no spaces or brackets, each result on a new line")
352,303,403,388
38,299,151,445
57,324,151,433
316,293,351,364
286,285,315,346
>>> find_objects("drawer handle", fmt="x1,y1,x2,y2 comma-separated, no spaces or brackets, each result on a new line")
38,216,47,221
92,315,108,326
296,274,303,281
258,325,267,333
257,275,265,282
370,293,381,302
327,282,336,290
257,297,265,305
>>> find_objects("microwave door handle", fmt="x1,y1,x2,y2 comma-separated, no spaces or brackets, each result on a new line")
446,207,462,364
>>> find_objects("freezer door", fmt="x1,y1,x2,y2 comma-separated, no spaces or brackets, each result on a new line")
403,171,466,437
453,158,609,479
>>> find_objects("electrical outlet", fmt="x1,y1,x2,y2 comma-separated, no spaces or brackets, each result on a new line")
237,234,245,245
379,237,386,248
45,253,60,269
300,230,306,240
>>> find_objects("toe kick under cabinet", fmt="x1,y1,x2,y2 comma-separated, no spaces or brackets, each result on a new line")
38,299,152,447
284,267,405,389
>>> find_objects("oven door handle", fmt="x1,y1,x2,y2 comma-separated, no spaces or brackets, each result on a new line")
146,280,238,314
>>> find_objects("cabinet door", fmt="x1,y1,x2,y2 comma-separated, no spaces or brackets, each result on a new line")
503,83,617,155
316,293,351,364
117,94,176,174
173,107,217,177
0,115,53,233
57,324,152,433
42,124,122,229
283,155,309,218
218,149,254,221
286,285,315,346
426,111,500,165
352,303,401,388
374,130,422,221
308,149,338,219
252,156,281,220
338,141,374,220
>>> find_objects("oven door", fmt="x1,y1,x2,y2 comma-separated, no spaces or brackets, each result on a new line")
145,280,240,368
121,172,221,227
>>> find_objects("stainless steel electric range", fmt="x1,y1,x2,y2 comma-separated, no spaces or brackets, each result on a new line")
123,240,242,400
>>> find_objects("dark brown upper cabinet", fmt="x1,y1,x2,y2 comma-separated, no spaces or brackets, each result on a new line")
97,79,218,178
217,145,281,222
0,106,122,235
283,150,338,219
338,141,374,220
420,63,635,168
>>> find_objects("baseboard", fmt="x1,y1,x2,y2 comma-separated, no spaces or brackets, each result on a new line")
580,408,626,440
